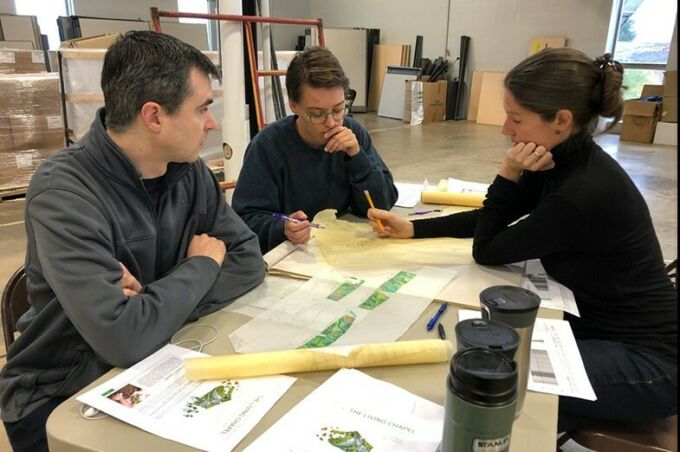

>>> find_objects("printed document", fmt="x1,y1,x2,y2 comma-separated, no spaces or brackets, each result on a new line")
446,177,489,195
77,344,296,451
245,368,444,452
394,181,425,208
521,259,580,317
230,266,457,353
457,310,595,401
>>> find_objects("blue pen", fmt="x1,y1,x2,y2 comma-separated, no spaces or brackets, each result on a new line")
272,212,325,229
426,303,448,331
408,209,442,216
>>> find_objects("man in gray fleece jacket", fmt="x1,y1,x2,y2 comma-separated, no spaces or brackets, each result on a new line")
0,31,265,452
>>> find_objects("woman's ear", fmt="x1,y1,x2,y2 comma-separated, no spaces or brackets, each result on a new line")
554,109,574,134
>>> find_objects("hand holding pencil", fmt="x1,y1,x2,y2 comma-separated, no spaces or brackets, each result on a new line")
363,190,384,232
366,203,415,239
275,210,314,246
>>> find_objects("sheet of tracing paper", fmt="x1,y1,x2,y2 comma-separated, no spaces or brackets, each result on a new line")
265,209,527,309
311,209,473,269
229,265,457,353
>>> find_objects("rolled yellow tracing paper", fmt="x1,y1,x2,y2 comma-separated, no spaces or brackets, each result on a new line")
184,339,453,381
421,190,485,207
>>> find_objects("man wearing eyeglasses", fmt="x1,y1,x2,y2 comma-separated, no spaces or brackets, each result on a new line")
233,47,398,253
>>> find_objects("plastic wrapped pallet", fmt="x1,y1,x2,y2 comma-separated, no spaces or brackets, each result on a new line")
0,49,46,74
0,73,64,191
59,49,224,162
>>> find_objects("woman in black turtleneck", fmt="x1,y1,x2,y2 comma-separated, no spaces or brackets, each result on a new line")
369,48,677,433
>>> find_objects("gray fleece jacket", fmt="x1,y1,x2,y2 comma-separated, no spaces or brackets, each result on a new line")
0,108,265,422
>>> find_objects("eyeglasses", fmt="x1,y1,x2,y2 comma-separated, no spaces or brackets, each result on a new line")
305,106,348,125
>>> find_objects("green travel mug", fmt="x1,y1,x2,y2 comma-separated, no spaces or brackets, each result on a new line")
441,347,518,452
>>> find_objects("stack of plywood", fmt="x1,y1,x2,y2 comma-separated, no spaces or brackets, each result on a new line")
367,44,411,111
467,71,507,126
0,14,43,51
467,37,567,126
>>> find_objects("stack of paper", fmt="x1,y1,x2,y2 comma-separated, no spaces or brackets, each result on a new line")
77,345,296,451
246,368,445,451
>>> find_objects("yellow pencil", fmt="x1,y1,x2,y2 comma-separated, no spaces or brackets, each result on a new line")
363,190,384,232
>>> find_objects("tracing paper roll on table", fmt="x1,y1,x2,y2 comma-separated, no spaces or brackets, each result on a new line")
421,190,485,207
184,339,453,380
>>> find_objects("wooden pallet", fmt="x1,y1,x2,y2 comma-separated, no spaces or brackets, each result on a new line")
0,187,27,202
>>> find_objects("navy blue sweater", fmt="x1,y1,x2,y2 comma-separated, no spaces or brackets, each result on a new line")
233,115,398,252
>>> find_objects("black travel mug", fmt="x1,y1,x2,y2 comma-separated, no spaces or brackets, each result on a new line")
479,285,540,417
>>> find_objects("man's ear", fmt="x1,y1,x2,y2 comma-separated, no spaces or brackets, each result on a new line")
139,102,163,133
554,109,574,133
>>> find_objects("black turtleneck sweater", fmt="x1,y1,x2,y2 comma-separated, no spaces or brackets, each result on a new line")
413,131,677,361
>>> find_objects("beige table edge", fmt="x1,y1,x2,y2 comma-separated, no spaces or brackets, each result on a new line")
47,299,560,452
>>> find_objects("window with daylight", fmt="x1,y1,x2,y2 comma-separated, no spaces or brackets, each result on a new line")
611,0,677,99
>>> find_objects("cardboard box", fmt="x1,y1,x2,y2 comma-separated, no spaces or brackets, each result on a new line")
620,85,663,143
0,72,63,190
0,116,14,151
60,34,119,49
620,102,660,143
0,40,34,50
10,115,64,151
23,75,61,116
653,121,677,145
404,80,448,124
0,147,59,191
640,84,664,98
0,49,45,74
0,73,61,116
661,71,676,123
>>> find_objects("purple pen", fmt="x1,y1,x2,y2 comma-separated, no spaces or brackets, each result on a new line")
272,212,325,229
408,209,442,216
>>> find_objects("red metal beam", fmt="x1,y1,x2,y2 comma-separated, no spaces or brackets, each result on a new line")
150,7,326,132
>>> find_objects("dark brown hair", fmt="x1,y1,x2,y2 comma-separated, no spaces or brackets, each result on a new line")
504,48,624,131
285,47,350,103
102,31,220,132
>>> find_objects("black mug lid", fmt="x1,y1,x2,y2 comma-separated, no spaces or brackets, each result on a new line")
455,318,520,356
479,286,541,328
449,347,517,406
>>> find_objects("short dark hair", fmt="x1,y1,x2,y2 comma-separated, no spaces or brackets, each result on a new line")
285,47,350,103
505,48,624,131
101,31,221,132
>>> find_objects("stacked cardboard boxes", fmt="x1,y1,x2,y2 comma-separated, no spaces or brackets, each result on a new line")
620,84,663,143
654,70,677,146
60,34,119,49
0,73,64,191
661,70,677,123
60,48,223,160
0,48,46,74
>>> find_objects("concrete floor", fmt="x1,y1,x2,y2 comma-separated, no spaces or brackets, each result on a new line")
0,114,676,451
